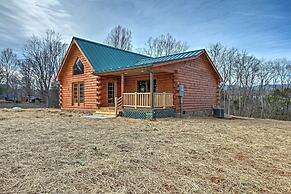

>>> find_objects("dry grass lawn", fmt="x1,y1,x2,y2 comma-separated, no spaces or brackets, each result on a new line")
0,109,290,193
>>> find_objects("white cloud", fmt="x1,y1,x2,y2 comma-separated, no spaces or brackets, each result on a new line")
0,0,74,49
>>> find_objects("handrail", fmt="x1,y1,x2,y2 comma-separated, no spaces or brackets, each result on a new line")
115,96,123,117
123,92,151,95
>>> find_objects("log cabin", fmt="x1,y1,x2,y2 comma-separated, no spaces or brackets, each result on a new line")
56,37,222,119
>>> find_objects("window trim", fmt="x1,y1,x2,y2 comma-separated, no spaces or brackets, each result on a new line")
79,82,84,103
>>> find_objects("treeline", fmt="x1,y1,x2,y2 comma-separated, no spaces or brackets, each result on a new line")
208,43,291,120
0,26,290,120
0,30,67,107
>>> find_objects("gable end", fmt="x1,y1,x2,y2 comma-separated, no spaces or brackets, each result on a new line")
56,39,94,81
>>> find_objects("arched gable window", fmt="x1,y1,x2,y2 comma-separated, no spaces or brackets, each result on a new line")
73,58,84,75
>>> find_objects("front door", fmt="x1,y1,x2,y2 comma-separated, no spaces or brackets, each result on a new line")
108,81,115,106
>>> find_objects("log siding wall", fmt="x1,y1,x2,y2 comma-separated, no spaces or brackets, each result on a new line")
171,53,220,112
151,53,220,112
58,43,99,111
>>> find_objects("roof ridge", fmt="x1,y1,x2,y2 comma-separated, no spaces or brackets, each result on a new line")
73,36,152,58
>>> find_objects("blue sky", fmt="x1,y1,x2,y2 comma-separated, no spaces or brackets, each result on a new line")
0,0,290,59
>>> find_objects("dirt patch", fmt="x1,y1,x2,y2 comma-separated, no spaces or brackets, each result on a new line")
0,109,290,193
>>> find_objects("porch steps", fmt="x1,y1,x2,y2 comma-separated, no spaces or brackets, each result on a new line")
94,111,116,116
94,107,117,117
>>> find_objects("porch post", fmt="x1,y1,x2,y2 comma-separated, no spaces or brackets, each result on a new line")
114,79,118,98
150,71,153,108
150,70,155,119
121,73,124,97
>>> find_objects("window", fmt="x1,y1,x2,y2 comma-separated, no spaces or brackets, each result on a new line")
72,82,84,105
79,82,84,103
73,58,84,75
73,83,78,104
108,82,115,104
137,80,156,92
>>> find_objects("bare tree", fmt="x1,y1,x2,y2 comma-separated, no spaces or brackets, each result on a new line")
0,59,4,83
0,48,18,98
235,50,261,116
23,30,67,107
9,73,21,102
143,33,189,57
208,42,291,120
207,43,238,114
273,58,289,89
287,63,291,88
257,59,274,118
105,25,133,51
208,43,275,118
19,60,34,99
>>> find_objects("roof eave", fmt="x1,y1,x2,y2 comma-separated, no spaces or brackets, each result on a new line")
92,63,153,75
55,38,75,81
199,49,223,81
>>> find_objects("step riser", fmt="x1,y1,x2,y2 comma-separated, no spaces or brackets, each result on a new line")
95,107,122,117
97,107,115,111
95,111,118,115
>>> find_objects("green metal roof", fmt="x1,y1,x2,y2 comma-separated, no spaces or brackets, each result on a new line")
73,37,204,74
134,50,204,67
74,37,151,74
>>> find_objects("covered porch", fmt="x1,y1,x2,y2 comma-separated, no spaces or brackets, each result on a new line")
97,66,178,118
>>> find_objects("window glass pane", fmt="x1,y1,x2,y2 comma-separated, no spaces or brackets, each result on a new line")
137,80,147,92
73,58,84,75
73,83,78,103
79,82,84,103
108,82,114,104
137,80,156,92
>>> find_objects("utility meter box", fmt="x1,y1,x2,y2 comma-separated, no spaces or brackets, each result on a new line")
178,84,184,97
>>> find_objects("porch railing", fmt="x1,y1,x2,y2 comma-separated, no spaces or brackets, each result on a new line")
123,92,173,108
154,93,174,108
